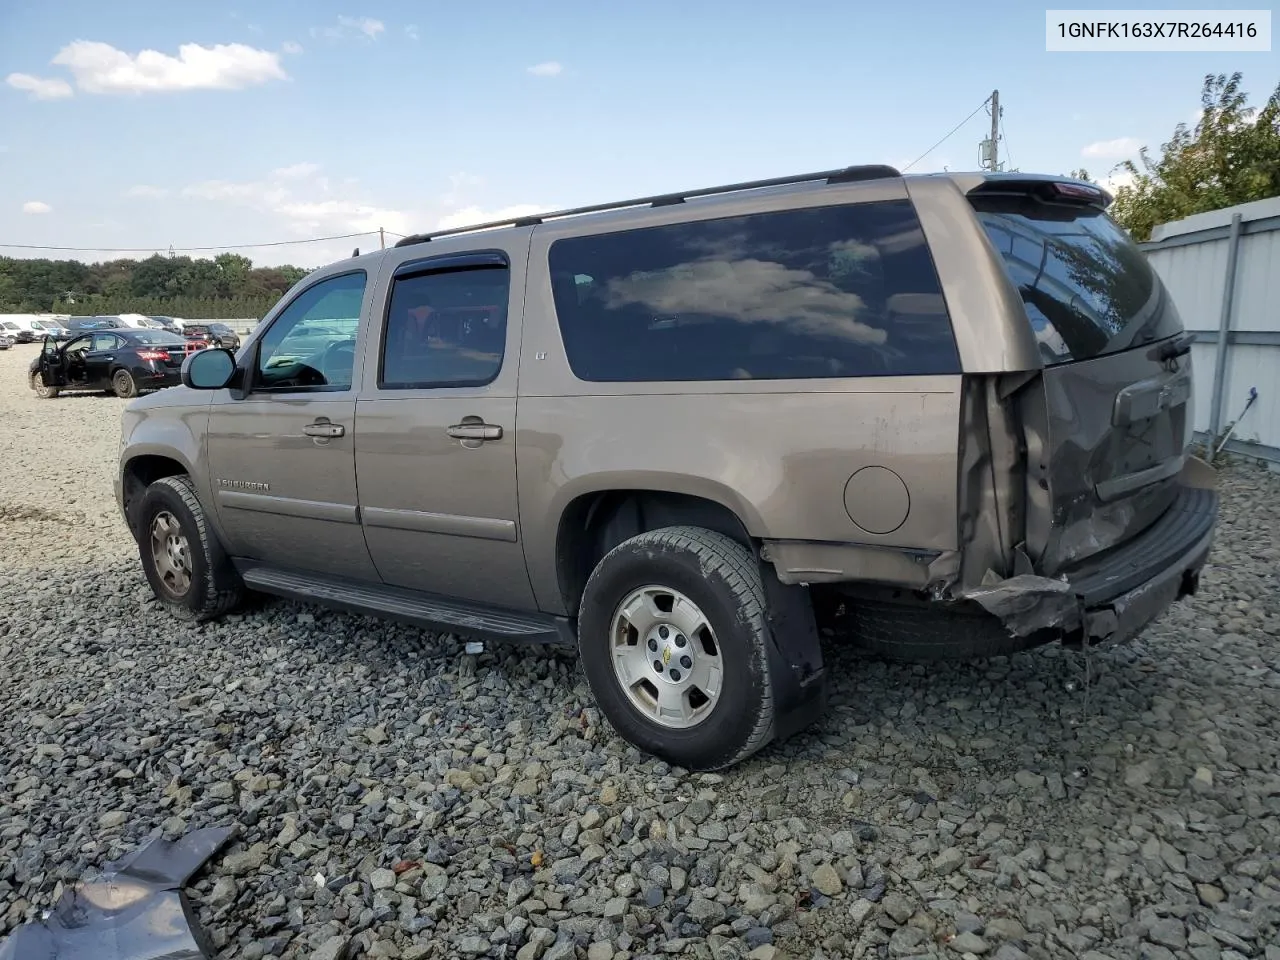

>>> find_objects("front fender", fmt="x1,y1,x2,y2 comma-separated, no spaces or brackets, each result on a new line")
117,396,212,522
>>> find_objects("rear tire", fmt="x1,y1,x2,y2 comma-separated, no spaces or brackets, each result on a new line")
30,372,59,399
112,369,138,399
135,475,243,622
577,526,776,771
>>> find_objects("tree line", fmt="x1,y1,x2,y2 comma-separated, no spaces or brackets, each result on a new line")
0,252,307,317
1071,72,1280,241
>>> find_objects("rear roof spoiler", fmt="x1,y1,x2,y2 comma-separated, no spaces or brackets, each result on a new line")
964,173,1114,209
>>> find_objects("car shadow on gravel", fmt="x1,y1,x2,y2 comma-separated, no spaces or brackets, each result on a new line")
228,586,1169,786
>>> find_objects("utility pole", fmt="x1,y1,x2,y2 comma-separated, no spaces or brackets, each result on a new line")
379,227,385,250
989,89,999,172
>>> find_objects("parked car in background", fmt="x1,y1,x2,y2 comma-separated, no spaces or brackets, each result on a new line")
1,321,23,343
34,318,74,342
66,316,126,332
30,328,197,399
1,316,49,343
182,322,241,351
148,316,183,333
0,332,12,350
116,313,164,329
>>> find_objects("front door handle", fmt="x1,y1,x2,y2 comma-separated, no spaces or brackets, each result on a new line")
447,422,503,441
303,420,345,438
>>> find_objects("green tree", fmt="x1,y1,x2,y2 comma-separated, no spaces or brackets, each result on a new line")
1108,72,1280,241
1,252,306,316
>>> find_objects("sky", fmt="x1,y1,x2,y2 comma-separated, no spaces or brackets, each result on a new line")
1,0,1276,268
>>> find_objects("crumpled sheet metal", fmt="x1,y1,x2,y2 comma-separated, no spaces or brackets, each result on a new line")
0,826,237,960
960,574,1082,638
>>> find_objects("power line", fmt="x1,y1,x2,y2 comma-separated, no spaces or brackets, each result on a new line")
0,230,381,255
902,94,994,173
999,114,1015,172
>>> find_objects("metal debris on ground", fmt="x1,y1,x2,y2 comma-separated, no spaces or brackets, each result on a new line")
0,826,237,960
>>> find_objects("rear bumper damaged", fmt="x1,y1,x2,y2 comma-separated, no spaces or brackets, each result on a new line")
961,482,1219,645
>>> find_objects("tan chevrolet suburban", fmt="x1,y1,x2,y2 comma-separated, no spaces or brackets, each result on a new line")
115,165,1218,770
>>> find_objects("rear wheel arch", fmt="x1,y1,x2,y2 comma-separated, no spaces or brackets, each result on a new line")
556,489,755,616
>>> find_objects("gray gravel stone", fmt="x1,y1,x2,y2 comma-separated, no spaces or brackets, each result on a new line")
950,931,991,954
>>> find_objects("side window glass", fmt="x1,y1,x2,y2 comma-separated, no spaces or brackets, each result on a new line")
254,272,366,392
380,265,509,388
547,200,960,382
91,333,117,351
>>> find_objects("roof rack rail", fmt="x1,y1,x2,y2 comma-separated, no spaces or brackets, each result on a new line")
393,163,903,248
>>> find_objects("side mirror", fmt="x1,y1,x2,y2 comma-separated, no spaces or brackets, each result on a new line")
182,348,237,390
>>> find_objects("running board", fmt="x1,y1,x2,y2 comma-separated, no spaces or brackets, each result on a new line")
236,563,576,645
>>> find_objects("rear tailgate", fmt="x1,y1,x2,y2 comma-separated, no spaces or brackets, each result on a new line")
970,182,1194,575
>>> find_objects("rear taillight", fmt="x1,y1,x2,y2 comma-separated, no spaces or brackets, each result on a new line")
137,350,168,361
1051,181,1105,203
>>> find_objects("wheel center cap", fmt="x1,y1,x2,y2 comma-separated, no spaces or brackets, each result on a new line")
646,625,692,685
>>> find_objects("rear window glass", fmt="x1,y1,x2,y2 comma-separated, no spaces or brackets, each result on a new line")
130,331,185,345
547,200,960,382
971,196,1182,366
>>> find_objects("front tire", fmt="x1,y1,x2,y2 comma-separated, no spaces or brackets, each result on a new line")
135,475,243,621
112,369,138,399
577,526,776,771
30,373,59,399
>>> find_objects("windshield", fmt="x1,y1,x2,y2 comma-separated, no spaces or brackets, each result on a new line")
971,196,1182,366
129,331,186,345
68,317,122,330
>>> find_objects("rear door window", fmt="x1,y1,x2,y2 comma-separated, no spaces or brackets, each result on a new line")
547,200,960,382
971,196,1182,365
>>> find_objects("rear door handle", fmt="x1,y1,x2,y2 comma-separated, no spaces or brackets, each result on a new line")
447,422,503,441
303,420,345,438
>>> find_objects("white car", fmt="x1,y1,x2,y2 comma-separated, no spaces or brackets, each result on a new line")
0,316,48,343
117,313,161,329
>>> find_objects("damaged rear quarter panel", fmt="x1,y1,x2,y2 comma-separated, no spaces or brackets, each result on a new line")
516,384,965,614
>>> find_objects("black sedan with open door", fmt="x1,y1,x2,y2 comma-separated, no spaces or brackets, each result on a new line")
29,328,201,399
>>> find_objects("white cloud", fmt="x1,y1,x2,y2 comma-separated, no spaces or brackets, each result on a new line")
272,162,321,179
126,185,170,198
1100,168,1137,195
181,165,412,238
435,204,546,231
1081,136,1143,159
281,41,303,55
50,40,287,94
22,201,52,214
405,24,420,41
5,73,74,100
527,61,563,77
441,172,484,206
312,16,385,41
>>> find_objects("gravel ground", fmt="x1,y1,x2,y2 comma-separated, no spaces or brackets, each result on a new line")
2,341,1279,960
